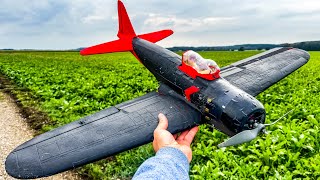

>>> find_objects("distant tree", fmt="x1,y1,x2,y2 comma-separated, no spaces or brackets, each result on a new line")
282,43,291,47
257,48,262,51
238,47,245,51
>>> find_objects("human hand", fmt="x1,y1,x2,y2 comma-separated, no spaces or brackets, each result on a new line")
153,113,199,163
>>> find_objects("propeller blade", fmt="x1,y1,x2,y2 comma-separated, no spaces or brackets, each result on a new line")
218,109,294,148
265,108,295,126
218,124,265,148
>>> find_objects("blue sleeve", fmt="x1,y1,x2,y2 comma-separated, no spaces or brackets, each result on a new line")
132,147,190,180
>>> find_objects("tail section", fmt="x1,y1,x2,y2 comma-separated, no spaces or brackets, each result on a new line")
80,0,173,56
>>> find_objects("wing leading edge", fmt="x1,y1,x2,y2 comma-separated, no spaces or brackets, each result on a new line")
220,48,310,96
6,89,201,179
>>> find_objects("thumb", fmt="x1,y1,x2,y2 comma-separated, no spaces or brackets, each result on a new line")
156,113,168,131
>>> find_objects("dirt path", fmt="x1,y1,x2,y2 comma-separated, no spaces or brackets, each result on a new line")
0,92,81,180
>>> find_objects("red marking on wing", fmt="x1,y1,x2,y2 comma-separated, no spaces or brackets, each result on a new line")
184,86,200,101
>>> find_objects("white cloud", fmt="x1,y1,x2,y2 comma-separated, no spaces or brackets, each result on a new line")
82,15,107,24
0,0,320,49
272,0,320,12
144,14,237,32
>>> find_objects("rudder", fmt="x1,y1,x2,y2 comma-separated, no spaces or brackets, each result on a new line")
117,0,136,38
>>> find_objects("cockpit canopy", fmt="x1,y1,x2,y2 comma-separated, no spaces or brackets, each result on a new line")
182,50,220,75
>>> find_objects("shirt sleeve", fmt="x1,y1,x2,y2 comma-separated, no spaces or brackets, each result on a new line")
132,147,190,180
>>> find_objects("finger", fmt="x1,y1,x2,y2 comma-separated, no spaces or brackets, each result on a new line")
177,129,190,141
184,126,199,145
155,113,168,131
152,141,159,152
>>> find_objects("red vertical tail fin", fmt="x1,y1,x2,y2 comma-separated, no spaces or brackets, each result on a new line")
117,0,136,39
80,0,173,56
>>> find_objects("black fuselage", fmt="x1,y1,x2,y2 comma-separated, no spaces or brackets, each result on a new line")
133,38,265,136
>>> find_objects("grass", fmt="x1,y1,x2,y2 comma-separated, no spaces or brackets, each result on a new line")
0,50,319,179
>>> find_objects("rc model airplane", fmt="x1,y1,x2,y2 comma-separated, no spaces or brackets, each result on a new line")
5,0,310,178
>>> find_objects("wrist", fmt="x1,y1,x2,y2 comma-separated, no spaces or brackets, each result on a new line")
157,146,190,164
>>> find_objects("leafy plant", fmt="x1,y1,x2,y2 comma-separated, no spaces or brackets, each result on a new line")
0,51,319,179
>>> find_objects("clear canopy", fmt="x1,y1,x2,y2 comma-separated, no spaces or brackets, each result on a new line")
182,50,220,74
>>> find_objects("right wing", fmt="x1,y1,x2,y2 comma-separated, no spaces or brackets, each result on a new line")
6,89,202,179
220,48,310,96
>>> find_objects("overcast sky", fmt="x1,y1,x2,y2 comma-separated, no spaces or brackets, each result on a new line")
1,0,320,49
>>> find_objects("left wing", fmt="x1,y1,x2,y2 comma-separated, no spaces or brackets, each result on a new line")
220,48,310,96
5,86,201,179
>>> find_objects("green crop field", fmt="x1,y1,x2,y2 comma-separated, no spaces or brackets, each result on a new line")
0,51,319,179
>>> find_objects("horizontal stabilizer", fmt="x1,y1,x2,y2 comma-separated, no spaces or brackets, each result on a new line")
80,38,132,55
138,30,174,43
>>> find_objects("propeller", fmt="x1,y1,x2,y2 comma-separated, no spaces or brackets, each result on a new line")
218,109,294,148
